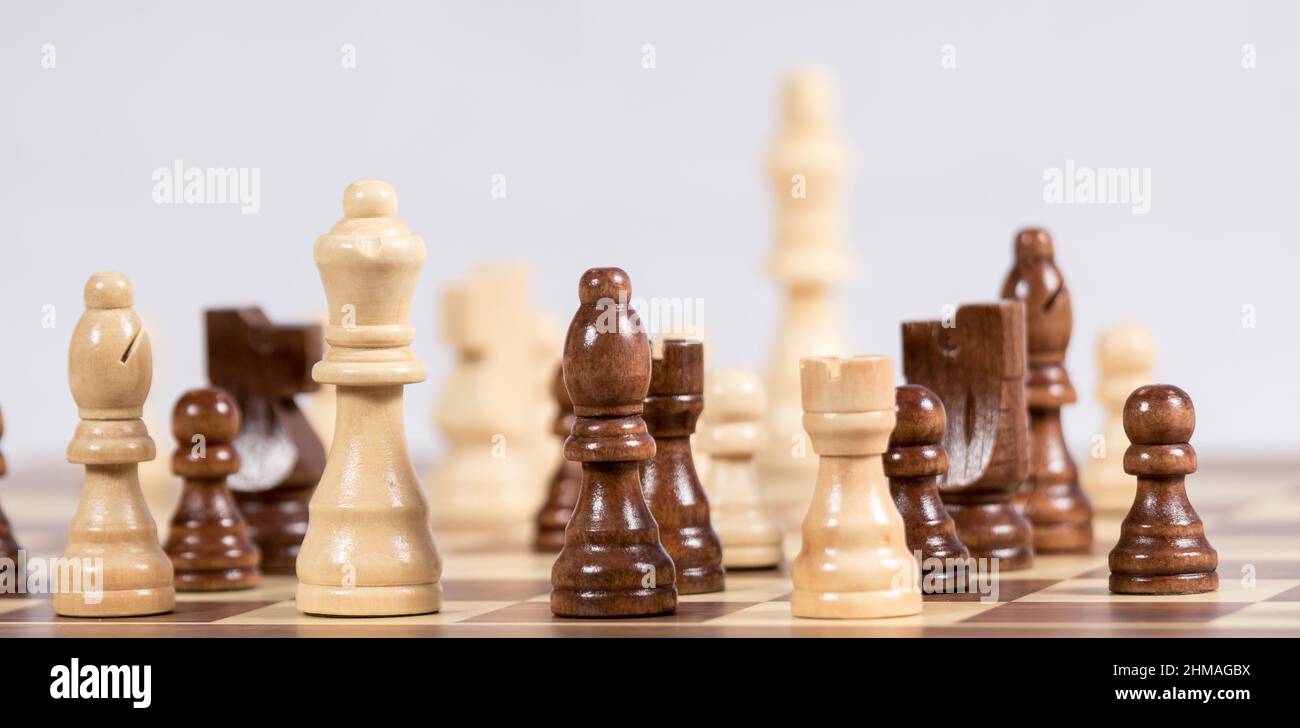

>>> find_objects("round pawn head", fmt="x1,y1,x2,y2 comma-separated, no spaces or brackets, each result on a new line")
705,368,765,423
171,387,241,479
889,384,946,447
1124,384,1194,445
84,271,133,309
172,387,240,447
342,179,397,219
1099,324,1155,375
1014,228,1054,262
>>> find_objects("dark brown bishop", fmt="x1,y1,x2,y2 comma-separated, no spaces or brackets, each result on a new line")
1000,228,1092,552
883,385,969,592
163,388,262,590
534,364,583,552
1109,384,1218,595
901,301,1034,570
550,268,677,617
641,339,725,594
206,308,325,573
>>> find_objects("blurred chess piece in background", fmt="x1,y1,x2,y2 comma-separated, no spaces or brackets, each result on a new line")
1081,324,1155,513
428,262,558,527
759,68,853,529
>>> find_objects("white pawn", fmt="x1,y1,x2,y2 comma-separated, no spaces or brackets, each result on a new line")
1081,324,1156,513
791,355,920,619
56,272,174,617
297,180,441,617
701,369,783,569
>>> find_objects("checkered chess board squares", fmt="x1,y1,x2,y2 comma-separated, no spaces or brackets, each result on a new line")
1,465,1296,636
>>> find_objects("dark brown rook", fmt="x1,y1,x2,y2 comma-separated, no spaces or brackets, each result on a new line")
0,405,23,595
1001,228,1092,552
641,339,725,594
901,301,1034,570
550,268,677,617
1109,384,1218,595
884,385,969,592
206,308,325,573
534,365,583,552
164,388,262,591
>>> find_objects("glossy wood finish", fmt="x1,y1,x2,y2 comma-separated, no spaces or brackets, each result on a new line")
760,69,852,527
534,365,582,552
884,384,969,590
1109,385,1218,595
56,272,175,617
641,339,725,594
792,356,921,619
551,268,677,617
296,180,442,616
700,369,783,569
1001,228,1092,552
901,301,1034,570
206,308,325,573
0,406,20,583
1081,325,1155,512
163,388,261,591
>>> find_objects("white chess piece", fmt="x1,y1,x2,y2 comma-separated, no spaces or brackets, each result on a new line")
701,369,783,569
427,262,556,525
56,272,175,617
760,68,853,528
296,180,442,616
1081,324,1155,513
791,355,920,619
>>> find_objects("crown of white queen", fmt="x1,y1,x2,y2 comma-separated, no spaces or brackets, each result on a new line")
313,180,427,387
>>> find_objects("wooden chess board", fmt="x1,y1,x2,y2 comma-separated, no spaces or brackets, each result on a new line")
1,461,1297,637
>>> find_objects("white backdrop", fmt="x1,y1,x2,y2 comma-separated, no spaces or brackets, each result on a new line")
2,0,1297,466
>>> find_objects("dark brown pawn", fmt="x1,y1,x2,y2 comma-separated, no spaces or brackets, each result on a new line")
1109,385,1217,595
534,365,583,552
551,268,677,617
1000,228,1093,552
163,388,262,591
206,308,325,573
0,405,23,596
641,339,725,594
884,385,969,593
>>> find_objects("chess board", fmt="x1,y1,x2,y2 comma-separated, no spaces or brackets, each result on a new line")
2,460,1297,637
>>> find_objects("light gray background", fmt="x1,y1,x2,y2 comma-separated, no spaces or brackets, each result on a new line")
2,0,1297,467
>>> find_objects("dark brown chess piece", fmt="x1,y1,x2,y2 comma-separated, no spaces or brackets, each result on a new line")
206,308,326,573
641,339,725,594
164,388,262,590
902,301,1034,570
884,384,969,592
1000,228,1092,552
0,405,22,596
1109,384,1218,595
534,365,583,552
551,268,677,617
